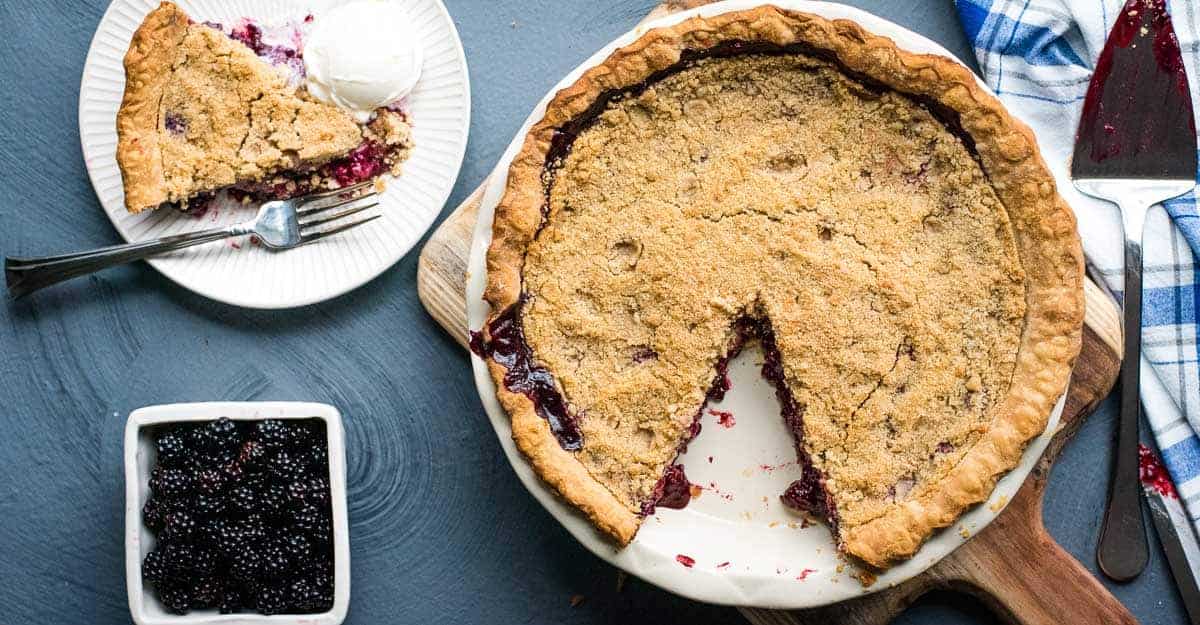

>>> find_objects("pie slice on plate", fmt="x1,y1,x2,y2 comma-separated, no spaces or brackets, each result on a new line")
474,6,1084,570
116,1,413,214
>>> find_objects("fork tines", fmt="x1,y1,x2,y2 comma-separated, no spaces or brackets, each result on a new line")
296,187,382,244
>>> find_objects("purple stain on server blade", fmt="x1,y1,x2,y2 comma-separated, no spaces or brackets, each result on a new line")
1075,0,1194,172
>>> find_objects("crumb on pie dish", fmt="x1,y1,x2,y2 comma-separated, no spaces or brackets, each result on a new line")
116,1,415,214
475,7,1084,570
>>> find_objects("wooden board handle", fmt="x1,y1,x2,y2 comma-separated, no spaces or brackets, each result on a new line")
743,533,1135,625
953,530,1137,625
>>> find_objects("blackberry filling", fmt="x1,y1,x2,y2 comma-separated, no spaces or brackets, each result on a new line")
476,306,836,528
643,464,692,514
470,297,583,450
227,141,399,202
164,112,187,134
207,18,307,81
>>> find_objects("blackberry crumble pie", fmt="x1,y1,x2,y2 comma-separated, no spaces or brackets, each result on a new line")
116,2,413,214
476,7,1084,570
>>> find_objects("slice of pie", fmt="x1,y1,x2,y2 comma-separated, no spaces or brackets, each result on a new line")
475,7,1084,570
116,2,413,214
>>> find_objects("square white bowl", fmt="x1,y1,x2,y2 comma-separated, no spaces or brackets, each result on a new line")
124,402,350,625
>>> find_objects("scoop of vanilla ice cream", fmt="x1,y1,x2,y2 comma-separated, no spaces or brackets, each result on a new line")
304,1,422,122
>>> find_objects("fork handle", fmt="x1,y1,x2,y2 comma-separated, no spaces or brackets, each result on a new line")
5,224,249,298
1096,205,1150,582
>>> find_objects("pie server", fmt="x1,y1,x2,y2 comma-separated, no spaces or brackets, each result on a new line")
1070,0,1198,582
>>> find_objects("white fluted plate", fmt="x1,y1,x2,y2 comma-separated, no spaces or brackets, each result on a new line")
80,0,469,308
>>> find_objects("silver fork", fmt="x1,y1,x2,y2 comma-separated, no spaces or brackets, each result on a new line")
5,181,380,298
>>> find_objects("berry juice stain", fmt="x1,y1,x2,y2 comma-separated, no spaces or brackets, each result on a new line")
1139,443,1177,498
709,409,736,428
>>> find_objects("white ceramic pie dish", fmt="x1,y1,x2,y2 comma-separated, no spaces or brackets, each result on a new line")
124,402,350,625
465,0,1068,609
79,0,470,309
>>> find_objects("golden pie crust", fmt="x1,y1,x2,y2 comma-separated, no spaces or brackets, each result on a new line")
481,6,1083,569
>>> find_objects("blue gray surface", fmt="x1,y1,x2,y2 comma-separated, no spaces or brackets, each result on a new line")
0,0,1185,623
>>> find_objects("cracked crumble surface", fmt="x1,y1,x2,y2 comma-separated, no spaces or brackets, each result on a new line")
156,24,364,205
520,54,1027,534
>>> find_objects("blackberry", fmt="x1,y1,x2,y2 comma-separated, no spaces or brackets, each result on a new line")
309,568,335,600
252,484,287,518
160,541,198,574
204,519,243,556
289,576,332,612
238,469,268,491
281,533,313,564
189,418,239,453
254,420,293,449
193,468,227,495
289,421,316,446
188,547,219,575
143,498,169,531
288,477,330,507
259,540,290,579
269,450,309,482
193,493,227,518
218,583,243,614
198,516,222,541
238,514,268,543
156,580,193,615
255,584,289,615
160,510,197,543
229,485,260,516
150,466,192,498
155,432,189,467
187,424,218,452
207,417,241,452
238,440,268,470
307,443,328,472
221,460,245,482
141,417,336,616
230,548,262,582
292,503,332,537
190,576,221,608
141,549,170,584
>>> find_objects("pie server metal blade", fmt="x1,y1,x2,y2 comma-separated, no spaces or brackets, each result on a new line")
1071,0,1197,181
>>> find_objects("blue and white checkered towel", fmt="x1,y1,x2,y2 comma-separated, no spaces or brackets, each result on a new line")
953,0,1200,535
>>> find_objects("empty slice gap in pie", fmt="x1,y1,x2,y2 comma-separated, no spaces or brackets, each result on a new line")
475,7,1084,571
116,1,413,214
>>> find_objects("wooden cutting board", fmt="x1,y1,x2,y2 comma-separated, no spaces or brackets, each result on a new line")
416,2,1129,623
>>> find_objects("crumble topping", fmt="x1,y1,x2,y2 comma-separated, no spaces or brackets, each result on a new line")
518,54,1026,535
156,25,364,207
